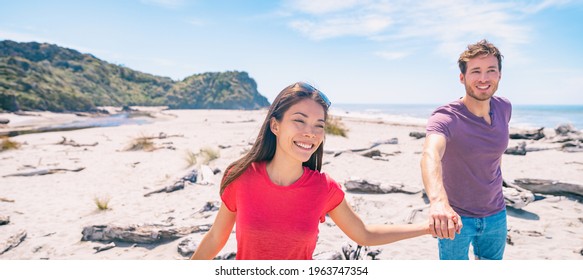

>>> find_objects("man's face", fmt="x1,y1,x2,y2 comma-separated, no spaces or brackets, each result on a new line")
460,54,501,101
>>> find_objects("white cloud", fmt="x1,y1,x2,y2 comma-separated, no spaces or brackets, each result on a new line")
140,0,186,9
186,18,207,27
283,0,575,59
290,14,392,40
284,0,366,14
375,51,409,60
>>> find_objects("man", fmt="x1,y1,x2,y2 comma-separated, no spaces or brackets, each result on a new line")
421,39,511,260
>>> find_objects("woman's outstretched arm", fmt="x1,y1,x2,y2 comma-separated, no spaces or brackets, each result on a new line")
329,199,430,246
190,204,236,260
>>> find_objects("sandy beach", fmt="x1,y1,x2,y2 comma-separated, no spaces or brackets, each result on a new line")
0,108,582,260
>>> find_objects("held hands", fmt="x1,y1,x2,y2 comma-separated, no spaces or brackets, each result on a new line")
428,202,462,239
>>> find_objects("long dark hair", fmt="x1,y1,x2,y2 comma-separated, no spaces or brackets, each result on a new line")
219,82,330,195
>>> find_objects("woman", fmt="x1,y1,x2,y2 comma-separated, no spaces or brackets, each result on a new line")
191,82,430,260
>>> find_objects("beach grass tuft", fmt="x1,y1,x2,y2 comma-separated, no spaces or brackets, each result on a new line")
126,135,156,152
0,136,21,152
325,116,348,137
200,146,220,164
94,195,111,211
184,149,198,167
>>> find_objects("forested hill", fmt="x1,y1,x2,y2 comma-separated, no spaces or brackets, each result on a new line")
0,40,270,112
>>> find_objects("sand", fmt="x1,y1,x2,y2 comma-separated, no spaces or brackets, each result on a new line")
0,108,582,260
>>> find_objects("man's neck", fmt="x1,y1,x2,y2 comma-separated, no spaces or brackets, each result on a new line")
461,96,491,118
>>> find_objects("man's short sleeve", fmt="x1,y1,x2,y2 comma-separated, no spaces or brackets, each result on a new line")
426,109,454,140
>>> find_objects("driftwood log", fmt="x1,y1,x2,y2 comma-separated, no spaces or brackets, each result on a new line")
562,145,583,153
197,165,215,185
144,181,185,197
178,238,198,257
0,215,9,226
406,181,536,222
93,242,116,253
505,142,527,155
140,132,184,140
57,137,98,147
342,243,382,260
313,251,344,260
143,165,215,197
0,197,14,203
509,127,545,140
214,252,236,260
513,178,583,198
505,141,557,155
405,205,429,224
344,178,420,194
555,123,580,136
81,224,212,244
326,138,398,157
502,180,535,209
0,230,27,255
409,132,426,139
2,167,85,177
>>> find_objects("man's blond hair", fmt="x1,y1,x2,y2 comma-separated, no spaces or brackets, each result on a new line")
458,39,503,74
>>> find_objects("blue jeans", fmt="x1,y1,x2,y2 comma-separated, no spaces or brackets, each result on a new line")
438,209,507,260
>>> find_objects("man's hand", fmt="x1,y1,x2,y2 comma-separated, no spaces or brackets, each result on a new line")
428,201,462,239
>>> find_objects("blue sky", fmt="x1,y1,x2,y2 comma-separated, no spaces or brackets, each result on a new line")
1,0,582,105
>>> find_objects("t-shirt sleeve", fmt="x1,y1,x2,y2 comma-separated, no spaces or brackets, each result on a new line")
426,109,453,140
319,174,345,223
220,182,237,212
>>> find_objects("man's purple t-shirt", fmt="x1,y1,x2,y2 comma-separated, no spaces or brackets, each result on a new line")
426,96,512,218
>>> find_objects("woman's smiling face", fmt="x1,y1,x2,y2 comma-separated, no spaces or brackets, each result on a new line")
270,98,326,164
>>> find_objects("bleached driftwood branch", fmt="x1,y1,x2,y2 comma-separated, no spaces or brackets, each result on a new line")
344,178,420,195
81,224,211,244
0,230,27,255
325,138,398,157
2,167,85,177
513,178,583,198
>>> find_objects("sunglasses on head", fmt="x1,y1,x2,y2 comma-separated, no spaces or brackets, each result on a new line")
298,82,331,109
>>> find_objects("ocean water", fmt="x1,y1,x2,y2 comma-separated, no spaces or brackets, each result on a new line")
331,103,583,130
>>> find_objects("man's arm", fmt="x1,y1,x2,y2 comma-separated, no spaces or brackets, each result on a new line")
420,133,462,239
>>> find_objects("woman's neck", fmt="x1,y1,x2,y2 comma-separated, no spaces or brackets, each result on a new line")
265,153,304,186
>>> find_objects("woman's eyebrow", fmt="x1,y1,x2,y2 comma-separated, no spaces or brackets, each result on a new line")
292,112,325,122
